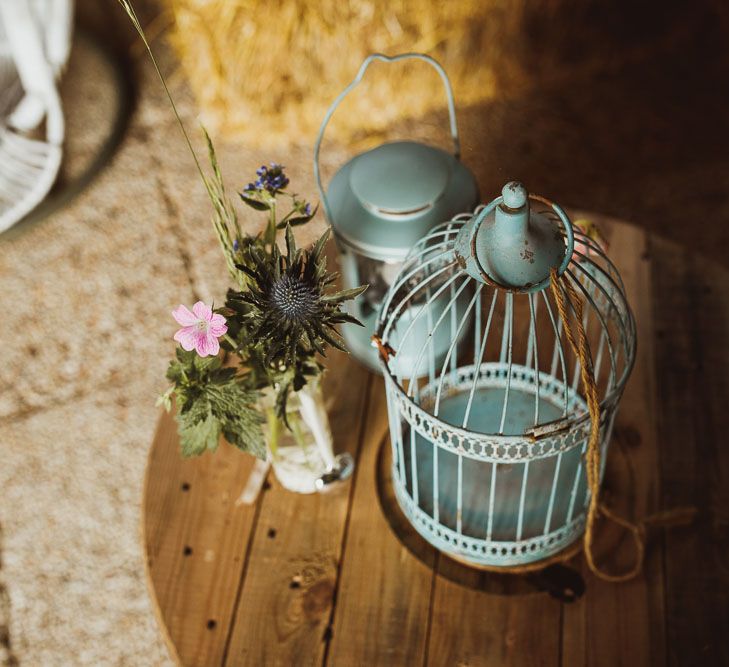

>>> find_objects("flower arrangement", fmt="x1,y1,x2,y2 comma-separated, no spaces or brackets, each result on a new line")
160,159,364,460
119,1,366,464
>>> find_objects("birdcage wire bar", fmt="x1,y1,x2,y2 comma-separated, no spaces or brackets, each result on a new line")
376,203,635,568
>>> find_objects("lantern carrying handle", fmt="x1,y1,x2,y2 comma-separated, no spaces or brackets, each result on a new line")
313,52,461,224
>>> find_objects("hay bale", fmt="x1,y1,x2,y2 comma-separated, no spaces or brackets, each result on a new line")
161,0,690,148
161,0,539,147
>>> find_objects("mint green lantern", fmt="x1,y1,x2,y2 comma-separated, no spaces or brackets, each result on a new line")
314,53,478,372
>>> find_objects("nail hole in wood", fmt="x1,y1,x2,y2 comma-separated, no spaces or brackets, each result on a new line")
207,619,217,630
289,576,302,589
181,482,190,492
183,546,193,556
267,528,277,539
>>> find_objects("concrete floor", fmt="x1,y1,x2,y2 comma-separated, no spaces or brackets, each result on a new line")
0,0,727,664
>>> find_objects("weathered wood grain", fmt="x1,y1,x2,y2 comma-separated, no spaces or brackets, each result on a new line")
222,354,370,667
651,236,729,667
561,218,666,667
428,571,561,667
143,408,262,666
326,377,436,666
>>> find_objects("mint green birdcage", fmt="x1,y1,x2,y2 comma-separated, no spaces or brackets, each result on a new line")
375,183,636,568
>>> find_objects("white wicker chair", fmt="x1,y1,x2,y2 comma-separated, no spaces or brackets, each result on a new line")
0,0,73,233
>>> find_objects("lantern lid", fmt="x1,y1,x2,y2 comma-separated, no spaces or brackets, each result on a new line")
326,141,478,260
454,182,573,293
349,142,450,214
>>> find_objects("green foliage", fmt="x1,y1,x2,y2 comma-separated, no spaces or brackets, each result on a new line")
277,203,319,228
201,129,245,289
157,158,368,460
239,192,271,211
272,356,323,429
179,414,219,457
167,350,265,459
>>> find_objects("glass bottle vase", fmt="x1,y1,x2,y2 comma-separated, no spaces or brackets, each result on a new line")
261,380,354,494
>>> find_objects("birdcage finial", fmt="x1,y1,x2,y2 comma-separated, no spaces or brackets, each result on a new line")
454,182,575,293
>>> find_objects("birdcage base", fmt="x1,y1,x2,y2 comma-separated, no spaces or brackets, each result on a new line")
390,362,592,568
393,478,587,569
445,537,584,574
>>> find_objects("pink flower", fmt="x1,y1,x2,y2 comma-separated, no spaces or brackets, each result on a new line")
172,301,228,357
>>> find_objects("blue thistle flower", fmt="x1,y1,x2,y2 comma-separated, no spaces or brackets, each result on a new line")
244,163,289,195
230,229,365,366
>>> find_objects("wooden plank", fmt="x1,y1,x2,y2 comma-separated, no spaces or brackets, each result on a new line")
561,219,665,666
651,236,729,666
428,568,561,667
326,377,437,666
370,429,562,667
143,408,262,667
223,354,370,666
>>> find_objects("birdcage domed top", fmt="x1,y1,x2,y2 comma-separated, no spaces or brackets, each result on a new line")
454,182,574,293
374,182,636,454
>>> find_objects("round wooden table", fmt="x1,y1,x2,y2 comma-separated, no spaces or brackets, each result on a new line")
143,214,729,666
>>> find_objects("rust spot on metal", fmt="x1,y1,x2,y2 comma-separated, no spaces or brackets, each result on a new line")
371,334,396,362
525,417,572,441
499,202,522,214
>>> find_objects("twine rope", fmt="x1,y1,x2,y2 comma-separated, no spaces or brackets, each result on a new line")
548,267,647,582
490,270,694,581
